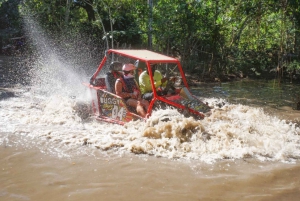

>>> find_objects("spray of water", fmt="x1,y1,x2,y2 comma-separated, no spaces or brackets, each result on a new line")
22,16,104,99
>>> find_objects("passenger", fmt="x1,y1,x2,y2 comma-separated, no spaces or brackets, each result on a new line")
139,64,168,101
115,64,149,118
105,61,123,93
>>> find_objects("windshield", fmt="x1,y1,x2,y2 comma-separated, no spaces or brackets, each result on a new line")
135,61,186,89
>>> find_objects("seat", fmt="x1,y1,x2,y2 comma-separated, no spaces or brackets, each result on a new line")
105,61,123,93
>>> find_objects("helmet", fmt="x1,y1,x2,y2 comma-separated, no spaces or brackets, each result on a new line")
122,63,136,71
109,61,122,71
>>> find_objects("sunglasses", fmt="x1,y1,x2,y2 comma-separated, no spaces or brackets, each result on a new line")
124,70,134,75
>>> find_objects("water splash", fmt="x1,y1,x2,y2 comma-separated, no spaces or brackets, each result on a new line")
22,16,103,99
1,91,299,163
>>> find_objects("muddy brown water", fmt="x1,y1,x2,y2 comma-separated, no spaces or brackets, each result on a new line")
1,56,300,201
2,145,300,201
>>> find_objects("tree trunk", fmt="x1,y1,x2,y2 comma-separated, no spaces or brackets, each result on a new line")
148,0,153,50
64,0,71,27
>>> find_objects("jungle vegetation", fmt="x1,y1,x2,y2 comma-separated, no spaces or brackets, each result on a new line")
1,0,300,82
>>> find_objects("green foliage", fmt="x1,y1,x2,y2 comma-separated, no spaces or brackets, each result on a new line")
2,0,300,81
0,0,7,7
0,0,21,28
287,60,300,71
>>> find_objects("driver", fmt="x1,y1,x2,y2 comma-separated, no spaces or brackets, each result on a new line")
139,63,168,101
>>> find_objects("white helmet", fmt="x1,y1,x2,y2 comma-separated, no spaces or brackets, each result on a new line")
122,63,136,71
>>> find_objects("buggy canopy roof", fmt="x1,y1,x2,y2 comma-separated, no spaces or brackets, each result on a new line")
108,49,179,63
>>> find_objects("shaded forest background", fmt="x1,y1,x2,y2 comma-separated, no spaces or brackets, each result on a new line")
1,0,300,83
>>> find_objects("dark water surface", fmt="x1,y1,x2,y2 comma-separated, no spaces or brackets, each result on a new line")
192,80,300,123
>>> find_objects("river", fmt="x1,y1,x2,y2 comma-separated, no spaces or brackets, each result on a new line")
2,16,300,200
1,52,300,200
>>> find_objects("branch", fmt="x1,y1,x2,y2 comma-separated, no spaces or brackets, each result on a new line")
83,0,109,50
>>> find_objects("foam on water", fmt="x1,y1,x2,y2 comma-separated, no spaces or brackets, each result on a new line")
1,91,299,163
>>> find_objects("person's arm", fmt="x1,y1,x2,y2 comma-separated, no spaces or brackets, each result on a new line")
115,80,133,99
